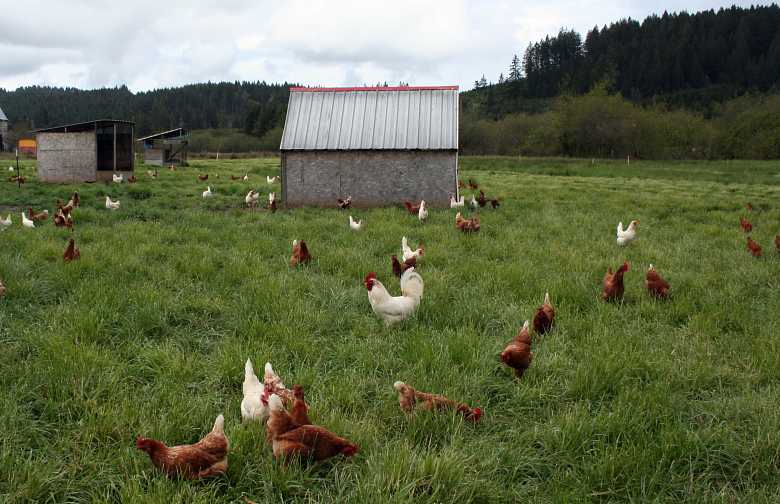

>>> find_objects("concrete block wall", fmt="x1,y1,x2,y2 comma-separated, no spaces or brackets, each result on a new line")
0,120,8,152
282,150,457,207
37,132,97,183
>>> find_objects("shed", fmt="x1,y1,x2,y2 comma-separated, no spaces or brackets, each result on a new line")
279,86,459,207
0,106,8,152
34,120,134,183
137,127,189,166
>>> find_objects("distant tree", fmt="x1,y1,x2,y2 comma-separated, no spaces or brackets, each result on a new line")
498,73,505,84
508,54,522,81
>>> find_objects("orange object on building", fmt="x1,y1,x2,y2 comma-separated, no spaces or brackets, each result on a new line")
18,139,37,156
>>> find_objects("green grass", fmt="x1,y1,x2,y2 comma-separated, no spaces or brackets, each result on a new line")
1,156,779,503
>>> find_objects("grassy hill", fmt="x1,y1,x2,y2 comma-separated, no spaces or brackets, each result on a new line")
1,157,779,502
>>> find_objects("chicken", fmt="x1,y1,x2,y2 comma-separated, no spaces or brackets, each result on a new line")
645,264,670,299
403,200,421,215
202,186,213,198
136,414,229,480
469,195,478,209
63,238,80,263
241,358,267,423
266,394,358,463
112,173,123,183
458,180,466,189
747,237,762,258
532,292,555,334
740,217,752,233
500,320,533,379
477,191,488,208
337,196,353,209
393,381,482,422
147,170,158,178
365,268,424,325
616,220,639,246
401,236,424,262
449,194,465,208
245,190,260,208
349,215,363,231
455,212,480,233
391,254,416,278
602,261,630,301
21,212,35,228
467,179,479,190
28,208,49,221
267,192,278,213
290,385,312,426
775,235,780,252
263,362,293,404
0,214,11,227
243,173,249,181
230,175,242,180
0,278,5,297
127,175,137,183
489,199,501,209
290,239,312,267
267,175,280,184
746,202,753,212
7,166,13,172
418,200,428,222
169,164,176,171
105,196,120,210
70,191,81,208
9,175,26,183
53,209,74,229
198,174,209,181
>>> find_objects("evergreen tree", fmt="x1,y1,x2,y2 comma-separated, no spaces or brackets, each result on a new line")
508,54,522,81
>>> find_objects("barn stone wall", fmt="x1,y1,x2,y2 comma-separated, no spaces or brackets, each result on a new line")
37,132,97,183
281,150,457,207
0,120,8,152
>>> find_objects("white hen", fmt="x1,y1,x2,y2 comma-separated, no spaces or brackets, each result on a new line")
268,192,276,205
245,190,260,207
469,195,478,209
349,215,363,231
365,268,424,325
241,359,268,423
401,236,424,263
450,194,465,208
616,220,639,246
105,196,120,210
21,212,35,228
267,175,280,184
0,214,11,227
202,186,213,198
243,173,249,181
112,173,123,183
418,200,428,222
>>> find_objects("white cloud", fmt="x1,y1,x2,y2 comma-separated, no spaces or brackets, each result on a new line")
0,0,765,92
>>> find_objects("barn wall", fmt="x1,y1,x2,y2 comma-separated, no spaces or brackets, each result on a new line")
0,121,8,152
144,147,164,166
281,150,457,207
37,132,97,183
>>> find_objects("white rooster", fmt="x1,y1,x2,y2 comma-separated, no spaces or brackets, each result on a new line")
469,195,478,209
0,214,11,227
105,196,121,210
365,268,424,325
401,236,424,263
450,194,465,208
112,173,123,183
267,175,280,184
245,190,260,208
349,215,363,231
21,212,35,228
418,200,428,222
202,186,213,198
616,220,639,246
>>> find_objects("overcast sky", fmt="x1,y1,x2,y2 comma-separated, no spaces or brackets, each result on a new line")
0,0,766,93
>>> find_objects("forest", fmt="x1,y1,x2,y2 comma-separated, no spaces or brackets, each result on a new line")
1,4,779,158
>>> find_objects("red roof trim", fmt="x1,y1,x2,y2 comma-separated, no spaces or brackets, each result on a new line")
289,85,459,92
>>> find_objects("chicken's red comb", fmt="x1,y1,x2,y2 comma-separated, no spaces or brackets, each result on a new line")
472,408,482,422
620,261,630,272
364,272,377,290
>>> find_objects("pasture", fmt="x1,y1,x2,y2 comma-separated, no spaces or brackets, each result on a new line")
1,156,779,503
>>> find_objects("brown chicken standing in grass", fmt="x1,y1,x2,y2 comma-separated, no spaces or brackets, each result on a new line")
740,217,752,233
602,261,630,301
198,174,209,181
53,209,74,230
468,179,479,190
127,175,137,183
290,385,312,426
501,320,533,379
645,264,670,299
337,196,352,210
391,254,416,278
747,237,762,257
746,202,753,212
393,381,482,422
455,212,480,233
290,240,312,267
28,208,49,222
403,200,421,215
63,238,80,263
136,414,229,480
532,292,555,334
266,394,358,463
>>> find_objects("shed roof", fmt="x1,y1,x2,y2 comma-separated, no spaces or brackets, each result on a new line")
137,127,187,142
0,106,7,122
280,86,458,151
34,119,134,133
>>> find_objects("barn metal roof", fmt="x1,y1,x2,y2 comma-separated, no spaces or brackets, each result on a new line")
136,127,188,142
33,119,134,133
0,106,7,122
280,86,459,151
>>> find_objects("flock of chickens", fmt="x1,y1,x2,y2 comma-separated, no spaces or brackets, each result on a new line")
2,165,778,485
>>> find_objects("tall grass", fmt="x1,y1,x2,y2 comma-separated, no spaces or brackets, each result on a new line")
0,157,778,502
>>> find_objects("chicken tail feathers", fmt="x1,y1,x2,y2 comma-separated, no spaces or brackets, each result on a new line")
400,268,424,300
212,414,225,434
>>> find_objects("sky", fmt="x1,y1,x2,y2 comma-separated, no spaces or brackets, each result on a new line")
0,0,767,93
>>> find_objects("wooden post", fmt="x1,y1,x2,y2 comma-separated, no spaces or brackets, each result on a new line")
113,123,117,172
16,148,20,189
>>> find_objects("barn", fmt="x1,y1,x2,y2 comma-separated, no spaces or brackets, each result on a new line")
137,127,189,166
0,105,8,152
34,120,134,183
279,86,459,207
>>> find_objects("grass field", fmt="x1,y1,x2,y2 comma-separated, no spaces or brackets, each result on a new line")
1,156,779,503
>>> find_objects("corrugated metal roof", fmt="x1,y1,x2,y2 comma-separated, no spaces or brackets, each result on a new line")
33,119,134,133
136,127,187,142
0,106,7,122
280,86,458,151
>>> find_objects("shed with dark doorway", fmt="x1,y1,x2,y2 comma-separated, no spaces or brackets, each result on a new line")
279,86,459,207
34,120,134,183
137,127,189,166
0,106,8,152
